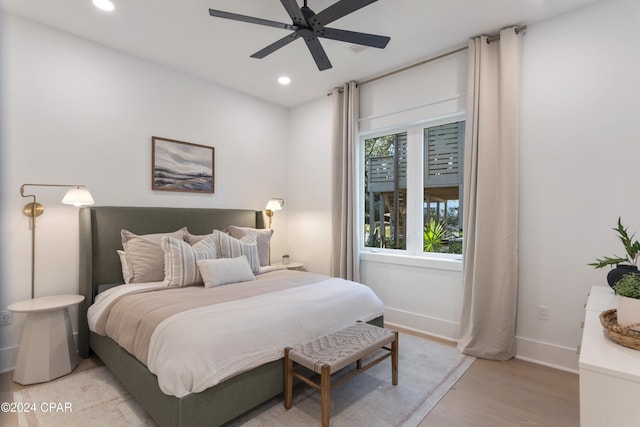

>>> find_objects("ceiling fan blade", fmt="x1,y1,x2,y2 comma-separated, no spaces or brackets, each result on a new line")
251,33,299,59
319,27,389,48
208,9,298,31
303,36,332,71
314,0,378,26
280,0,307,26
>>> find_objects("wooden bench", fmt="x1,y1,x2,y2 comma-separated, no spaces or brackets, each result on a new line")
284,321,398,427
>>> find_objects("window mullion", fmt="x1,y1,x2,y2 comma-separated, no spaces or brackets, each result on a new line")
404,126,423,255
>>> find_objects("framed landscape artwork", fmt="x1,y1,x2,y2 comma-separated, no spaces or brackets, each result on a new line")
152,136,214,193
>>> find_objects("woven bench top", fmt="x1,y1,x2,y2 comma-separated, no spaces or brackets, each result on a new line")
288,322,396,374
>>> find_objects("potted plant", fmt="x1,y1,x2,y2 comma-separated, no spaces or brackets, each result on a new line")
589,217,640,288
613,274,640,331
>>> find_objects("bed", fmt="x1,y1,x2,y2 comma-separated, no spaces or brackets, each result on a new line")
77,206,384,427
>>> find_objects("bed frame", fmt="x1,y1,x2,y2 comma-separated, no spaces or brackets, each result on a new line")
77,206,382,426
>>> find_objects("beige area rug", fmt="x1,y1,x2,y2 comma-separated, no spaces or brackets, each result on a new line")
13,367,155,427
13,333,474,427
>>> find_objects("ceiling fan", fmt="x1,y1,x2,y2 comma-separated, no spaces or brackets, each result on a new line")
208,0,390,71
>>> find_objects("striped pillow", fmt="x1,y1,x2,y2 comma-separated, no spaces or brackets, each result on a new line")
162,234,217,287
212,230,260,273
227,226,273,266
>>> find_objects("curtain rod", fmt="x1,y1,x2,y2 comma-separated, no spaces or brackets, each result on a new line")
326,45,466,96
327,25,527,95
486,24,527,43
359,45,468,87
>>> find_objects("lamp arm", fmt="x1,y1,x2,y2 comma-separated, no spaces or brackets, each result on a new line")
21,183,85,194
19,185,38,217
19,184,36,200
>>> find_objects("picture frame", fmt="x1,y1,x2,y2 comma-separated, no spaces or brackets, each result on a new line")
152,136,214,193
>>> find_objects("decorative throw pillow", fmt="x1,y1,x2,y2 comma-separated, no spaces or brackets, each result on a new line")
212,230,260,273
162,235,217,287
197,256,256,288
120,227,187,283
184,230,209,245
227,225,273,266
121,227,187,245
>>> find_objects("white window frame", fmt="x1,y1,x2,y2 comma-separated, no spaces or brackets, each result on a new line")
358,113,465,270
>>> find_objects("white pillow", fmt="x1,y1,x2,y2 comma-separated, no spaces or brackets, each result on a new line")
197,256,255,288
212,230,260,273
162,235,217,287
117,250,133,284
227,225,273,266
120,227,187,283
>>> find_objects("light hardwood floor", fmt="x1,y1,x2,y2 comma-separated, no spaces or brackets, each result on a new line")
420,357,579,426
0,337,579,427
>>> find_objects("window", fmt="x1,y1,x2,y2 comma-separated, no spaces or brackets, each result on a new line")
363,132,408,250
362,118,465,256
423,122,464,255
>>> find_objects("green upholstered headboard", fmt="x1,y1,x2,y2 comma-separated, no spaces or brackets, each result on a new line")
77,206,264,357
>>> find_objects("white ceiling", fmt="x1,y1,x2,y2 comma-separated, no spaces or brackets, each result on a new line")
1,0,601,108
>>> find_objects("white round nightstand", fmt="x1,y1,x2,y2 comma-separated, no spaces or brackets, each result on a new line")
271,261,305,270
8,294,84,385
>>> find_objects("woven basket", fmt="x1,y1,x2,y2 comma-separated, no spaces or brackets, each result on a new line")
599,309,640,351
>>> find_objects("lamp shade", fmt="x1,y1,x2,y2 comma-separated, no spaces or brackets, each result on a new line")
62,187,95,207
265,198,284,212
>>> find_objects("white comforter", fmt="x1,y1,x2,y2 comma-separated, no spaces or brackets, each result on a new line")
89,276,384,397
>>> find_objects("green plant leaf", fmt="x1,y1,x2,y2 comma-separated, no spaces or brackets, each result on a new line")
423,218,449,252
590,218,640,268
588,256,629,269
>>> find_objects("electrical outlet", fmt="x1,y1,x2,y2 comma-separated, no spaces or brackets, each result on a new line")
0,310,12,326
537,305,549,321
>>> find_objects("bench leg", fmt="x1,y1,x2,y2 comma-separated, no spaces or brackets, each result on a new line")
392,331,399,385
321,364,331,427
284,348,293,410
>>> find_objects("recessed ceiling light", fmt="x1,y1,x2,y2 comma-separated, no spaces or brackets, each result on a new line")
93,0,115,12
278,76,291,85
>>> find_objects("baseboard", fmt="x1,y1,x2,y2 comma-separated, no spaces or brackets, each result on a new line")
382,307,579,373
0,345,19,374
383,307,461,342
384,322,459,345
515,336,579,373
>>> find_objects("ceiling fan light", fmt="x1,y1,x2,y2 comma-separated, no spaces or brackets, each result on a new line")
278,76,291,85
93,0,115,12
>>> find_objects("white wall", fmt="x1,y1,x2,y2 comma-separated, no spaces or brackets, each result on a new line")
286,95,334,275
289,0,640,372
517,0,640,370
0,15,289,372
360,255,463,341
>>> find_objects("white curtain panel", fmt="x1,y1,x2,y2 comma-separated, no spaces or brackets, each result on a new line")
457,27,523,359
331,82,360,281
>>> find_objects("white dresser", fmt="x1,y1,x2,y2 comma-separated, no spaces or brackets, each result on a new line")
580,285,640,427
